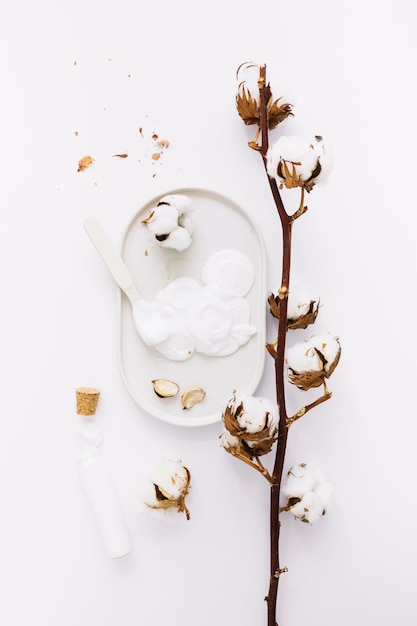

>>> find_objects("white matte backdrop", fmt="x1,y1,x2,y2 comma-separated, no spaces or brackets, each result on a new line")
1,1,416,625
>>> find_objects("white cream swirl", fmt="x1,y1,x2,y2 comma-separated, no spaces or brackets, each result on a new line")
132,250,257,361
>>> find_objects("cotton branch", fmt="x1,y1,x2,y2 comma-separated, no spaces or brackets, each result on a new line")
230,62,339,626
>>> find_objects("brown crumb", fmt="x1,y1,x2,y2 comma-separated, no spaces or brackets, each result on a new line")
113,153,128,159
152,133,159,141
139,127,144,136
151,152,161,161
77,155,94,171
144,250,148,256
74,131,79,137
157,139,170,148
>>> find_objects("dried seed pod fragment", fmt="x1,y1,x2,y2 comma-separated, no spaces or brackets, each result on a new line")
77,155,94,171
181,387,206,409
152,379,180,398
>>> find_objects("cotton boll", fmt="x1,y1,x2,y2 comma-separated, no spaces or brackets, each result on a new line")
150,458,189,500
228,393,278,438
144,204,179,236
142,194,194,250
159,194,191,214
283,463,333,525
311,136,333,185
287,291,315,320
285,334,341,390
220,429,239,451
290,491,324,525
314,480,333,514
160,194,195,237
284,464,316,499
160,226,192,252
311,334,341,372
144,458,192,520
266,135,333,191
178,210,195,235
221,392,279,459
237,396,269,433
285,343,322,374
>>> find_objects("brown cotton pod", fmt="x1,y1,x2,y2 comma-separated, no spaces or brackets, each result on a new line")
288,341,341,391
268,293,319,330
76,387,100,416
287,369,326,391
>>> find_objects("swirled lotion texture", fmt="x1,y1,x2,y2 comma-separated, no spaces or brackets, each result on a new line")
133,250,257,361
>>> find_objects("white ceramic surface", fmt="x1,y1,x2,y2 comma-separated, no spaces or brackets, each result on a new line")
117,187,267,427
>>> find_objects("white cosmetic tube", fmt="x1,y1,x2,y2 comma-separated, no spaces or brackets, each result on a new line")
78,447,131,559
75,387,131,559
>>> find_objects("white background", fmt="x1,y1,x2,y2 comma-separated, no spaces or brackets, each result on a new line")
1,1,416,625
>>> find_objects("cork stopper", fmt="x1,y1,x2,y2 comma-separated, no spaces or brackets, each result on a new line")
76,387,101,416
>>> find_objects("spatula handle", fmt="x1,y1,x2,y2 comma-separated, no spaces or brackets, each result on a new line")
83,217,141,304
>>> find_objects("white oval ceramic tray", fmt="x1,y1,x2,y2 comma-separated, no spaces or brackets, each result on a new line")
117,188,267,427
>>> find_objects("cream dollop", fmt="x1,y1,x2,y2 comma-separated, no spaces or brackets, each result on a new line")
132,250,257,361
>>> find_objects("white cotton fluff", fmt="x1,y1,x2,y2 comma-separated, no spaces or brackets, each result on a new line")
287,291,315,321
160,226,192,252
143,194,195,251
312,334,341,372
284,463,333,525
145,204,179,236
286,334,340,374
266,135,332,187
220,429,239,450
285,342,322,374
149,458,189,501
233,394,278,435
159,194,191,214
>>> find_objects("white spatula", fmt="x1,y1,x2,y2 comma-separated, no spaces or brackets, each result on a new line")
83,217,141,305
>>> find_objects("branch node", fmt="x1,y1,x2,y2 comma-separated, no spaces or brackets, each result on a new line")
274,567,288,579
266,342,278,359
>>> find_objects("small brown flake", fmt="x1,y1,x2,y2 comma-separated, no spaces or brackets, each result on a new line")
77,155,94,172
113,153,128,159
152,152,161,161
157,139,170,149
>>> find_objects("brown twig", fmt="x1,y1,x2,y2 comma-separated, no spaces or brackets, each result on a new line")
257,63,293,626
235,63,332,626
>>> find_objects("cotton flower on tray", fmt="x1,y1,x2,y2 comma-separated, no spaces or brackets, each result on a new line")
141,193,195,252
144,458,191,520
282,463,332,525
